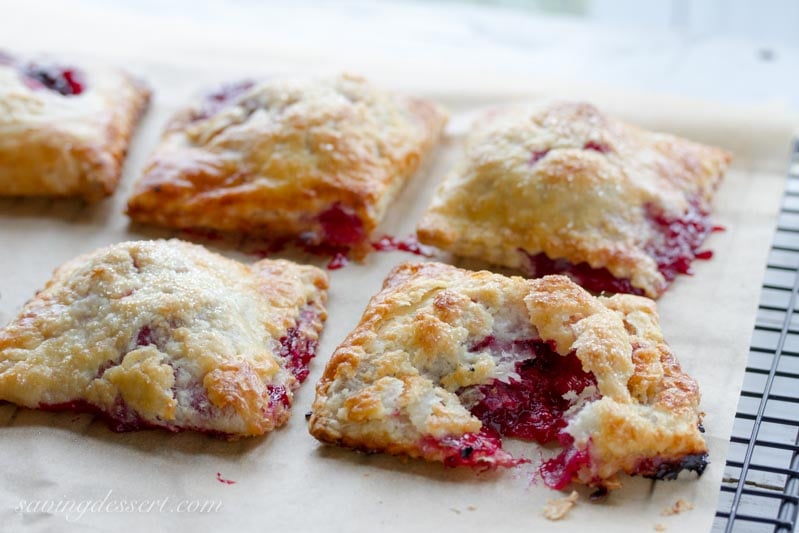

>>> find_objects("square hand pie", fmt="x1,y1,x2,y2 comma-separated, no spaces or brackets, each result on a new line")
0,239,328,437
417,101,731,298
309,262,707,490
126,73,447,257
0,50,150,202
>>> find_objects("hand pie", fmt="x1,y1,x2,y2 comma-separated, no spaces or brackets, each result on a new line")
0,50,150,202
309,262,707,490
417,101,730,298
127,73,447,258
0,239,328,437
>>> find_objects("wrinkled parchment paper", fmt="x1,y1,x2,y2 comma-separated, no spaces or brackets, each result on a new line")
1,4,797,532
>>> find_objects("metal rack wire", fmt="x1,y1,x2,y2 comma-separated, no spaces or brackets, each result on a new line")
714,142,799,532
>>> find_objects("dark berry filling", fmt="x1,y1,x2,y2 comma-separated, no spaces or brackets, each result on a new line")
644,199,715,283
521,251,644,296
466,338,597,444
21,64,85,96
634,453,709,481
193,80,255,121
371,235,432,257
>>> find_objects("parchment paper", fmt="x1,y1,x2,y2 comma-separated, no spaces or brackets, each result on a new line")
0,5,797,532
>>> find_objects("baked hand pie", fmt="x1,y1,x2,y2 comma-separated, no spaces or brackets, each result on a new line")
126,73,447,258
0,50,150,202
309,262,707,490
417,101,731,298
0,239,328,437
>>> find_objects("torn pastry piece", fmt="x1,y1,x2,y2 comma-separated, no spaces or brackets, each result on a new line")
417,101,731,298
127,73,447,258
309,262,707,489
0,50,150,202
0,239,328,437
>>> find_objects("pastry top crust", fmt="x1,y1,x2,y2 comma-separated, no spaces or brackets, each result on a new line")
0,51,150,201
127,73,447,249
0,239,328,436
417,101,730,297
310,262,705,481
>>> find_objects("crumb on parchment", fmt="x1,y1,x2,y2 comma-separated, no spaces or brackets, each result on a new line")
661,498,694,516
543,490,579,520
654,524,667,532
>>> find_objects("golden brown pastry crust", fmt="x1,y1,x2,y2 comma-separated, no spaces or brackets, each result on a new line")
417,101,730,297
0,239,328,437
127,73,447,256
309,262,706,487
0,51,150,202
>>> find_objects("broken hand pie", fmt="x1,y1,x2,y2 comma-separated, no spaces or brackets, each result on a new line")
0,50,150,201
417,101,731,298
127,73,447,258
309,262,707,490
0,239,328,437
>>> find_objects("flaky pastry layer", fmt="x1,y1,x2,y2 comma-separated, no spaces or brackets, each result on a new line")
417,101,730,297
310,262,706,488
0,51,150,201
127,73,447,256
0,239,328,437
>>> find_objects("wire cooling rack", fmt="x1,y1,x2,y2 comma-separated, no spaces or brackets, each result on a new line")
713,142,799,532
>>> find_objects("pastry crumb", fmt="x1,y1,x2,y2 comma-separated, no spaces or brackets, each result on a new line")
543,490,579,520
467,505,477,511
450,507,461,515
654,524,667,532
661,498,694,516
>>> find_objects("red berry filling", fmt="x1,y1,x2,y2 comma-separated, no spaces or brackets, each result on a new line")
278,307,321,383
21,64,85,96
1,52,85,96
466,338,598,444
326,252,349,270
644,199,715,282
419,427,521,470
427,336,598,482
317,203,366,248
521,251,644,296
529,149,550,165
540,435,594,490
583,141,611,154
371,235,432,257
520,197,717,295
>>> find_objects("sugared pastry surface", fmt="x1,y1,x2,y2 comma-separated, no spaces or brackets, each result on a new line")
309,262,707,489
127,73,447,258
0,239,328,437
417,101,730,297
0,50,150,202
